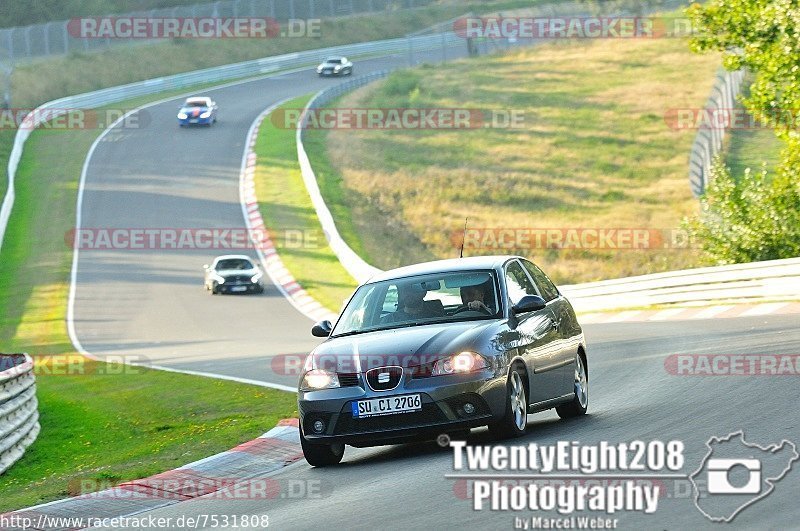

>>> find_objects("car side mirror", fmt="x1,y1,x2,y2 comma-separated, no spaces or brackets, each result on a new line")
311,320,332,337
512,295,546,314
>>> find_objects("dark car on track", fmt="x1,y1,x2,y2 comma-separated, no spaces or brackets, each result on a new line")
297,255,589,466
316,56,353,77
203,255,264,295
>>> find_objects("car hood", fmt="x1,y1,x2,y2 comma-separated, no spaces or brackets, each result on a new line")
319,63,340,68
309,320,499,373
215,268,258,277
179,106,209,115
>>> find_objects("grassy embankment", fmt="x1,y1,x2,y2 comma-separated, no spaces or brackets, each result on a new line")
304,33,729,284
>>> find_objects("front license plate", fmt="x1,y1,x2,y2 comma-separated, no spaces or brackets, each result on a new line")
189,119,198,123
231,286,247,292
352,394,421,418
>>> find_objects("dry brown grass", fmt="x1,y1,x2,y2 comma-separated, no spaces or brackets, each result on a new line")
313,35,721,283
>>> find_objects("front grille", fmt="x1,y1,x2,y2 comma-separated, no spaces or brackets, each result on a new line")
365,366,402,391
337,373,360,387
225,275,250,283
333,402,447,435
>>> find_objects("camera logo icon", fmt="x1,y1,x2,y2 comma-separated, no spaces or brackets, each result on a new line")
706,458,761,494
690,431,798,522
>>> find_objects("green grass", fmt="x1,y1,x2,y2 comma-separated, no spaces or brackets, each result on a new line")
306,31,724,284
253,95,358,313
0,92,298,512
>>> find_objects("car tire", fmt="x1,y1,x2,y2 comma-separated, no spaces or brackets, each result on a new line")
211,282,220,295
488,367,528,439
556,352,588,419
300,425,344,467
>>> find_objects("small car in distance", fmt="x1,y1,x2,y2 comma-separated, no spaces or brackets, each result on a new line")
203,255,264,295
316,56,353,77
178,96,218,126
297,255,589,466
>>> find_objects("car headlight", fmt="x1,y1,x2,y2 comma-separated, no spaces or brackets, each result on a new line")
317,66,323,72
431,351,488,376
334,65,342,71
210,273,225,284
250,271,263,283
200,111,211,118
300,369,340,390
178,112,188,119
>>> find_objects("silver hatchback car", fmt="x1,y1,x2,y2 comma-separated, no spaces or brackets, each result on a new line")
298,256,589,466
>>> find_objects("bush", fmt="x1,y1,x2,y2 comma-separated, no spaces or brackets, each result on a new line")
686,158,800,264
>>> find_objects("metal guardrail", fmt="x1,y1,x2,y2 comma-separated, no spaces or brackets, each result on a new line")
0,31,465,254
0,353,39,475
296,70,394,283
560,257,800,312
688,68,746,197
0,0,436,62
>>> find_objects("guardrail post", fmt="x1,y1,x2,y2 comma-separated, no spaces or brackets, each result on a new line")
62,21,69,54
24,26,32,59
5,29,12,62
43,22,51,56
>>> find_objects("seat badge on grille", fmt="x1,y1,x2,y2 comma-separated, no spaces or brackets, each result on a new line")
377,372,390,384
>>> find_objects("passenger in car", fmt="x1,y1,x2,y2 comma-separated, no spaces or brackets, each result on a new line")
383,284,444,323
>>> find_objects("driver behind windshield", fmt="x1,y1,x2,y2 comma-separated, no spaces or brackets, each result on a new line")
459,282,493,314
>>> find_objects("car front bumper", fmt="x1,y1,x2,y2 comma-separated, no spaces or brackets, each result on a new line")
178,116,214,125
217,281,263,294
299,370,508,446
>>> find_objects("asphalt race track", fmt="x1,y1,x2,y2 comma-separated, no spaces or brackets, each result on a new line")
71,46,466,389
69,35,800,530
86,313,800,529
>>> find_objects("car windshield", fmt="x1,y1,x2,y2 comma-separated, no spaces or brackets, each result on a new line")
332,270,501,337
185,101,207,108
325,58,342,64
215,258,253,270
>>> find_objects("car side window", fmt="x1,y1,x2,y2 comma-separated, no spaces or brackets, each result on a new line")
522,260,559,302
383,285,399,313
504,261,539,306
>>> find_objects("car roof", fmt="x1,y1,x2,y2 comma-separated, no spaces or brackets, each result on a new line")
185,96,212,105
213,254,254,263
366,255,520,284
324,56,344,61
